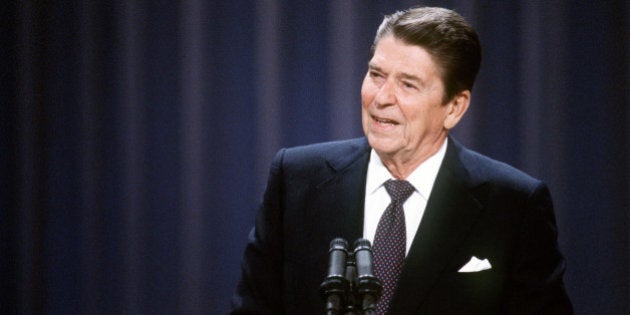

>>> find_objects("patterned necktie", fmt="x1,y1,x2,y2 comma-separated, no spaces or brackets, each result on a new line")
372,179,415,315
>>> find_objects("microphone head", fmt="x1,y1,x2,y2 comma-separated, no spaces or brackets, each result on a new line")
330,238,349,252
353,238,374,276
353,238,382,300
353,238,371,252
320,237,350,305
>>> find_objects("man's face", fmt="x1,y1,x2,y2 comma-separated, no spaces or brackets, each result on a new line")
361,36,451,164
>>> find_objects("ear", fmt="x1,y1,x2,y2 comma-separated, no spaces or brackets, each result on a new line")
444,90,470,130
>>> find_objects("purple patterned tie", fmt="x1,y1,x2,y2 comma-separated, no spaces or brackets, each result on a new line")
372,179,415,315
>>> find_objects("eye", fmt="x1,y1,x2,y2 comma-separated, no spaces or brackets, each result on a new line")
369,71,383,78
402,81,417,90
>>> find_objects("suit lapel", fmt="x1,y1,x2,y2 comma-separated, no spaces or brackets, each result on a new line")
307,139,371,250
389,138,484,314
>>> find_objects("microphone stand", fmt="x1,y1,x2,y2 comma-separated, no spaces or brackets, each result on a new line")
343,252,357,315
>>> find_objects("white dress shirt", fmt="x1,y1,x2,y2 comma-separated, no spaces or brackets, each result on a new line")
363,140,447,255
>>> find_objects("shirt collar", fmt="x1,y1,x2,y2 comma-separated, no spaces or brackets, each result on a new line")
366,139,448,200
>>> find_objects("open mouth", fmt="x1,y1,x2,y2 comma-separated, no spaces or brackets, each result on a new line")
372,115,399,126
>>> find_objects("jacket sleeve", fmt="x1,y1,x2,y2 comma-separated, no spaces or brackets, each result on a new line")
503,182,573,314
231,149,287,315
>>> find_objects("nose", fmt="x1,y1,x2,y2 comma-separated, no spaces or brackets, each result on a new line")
374,79,396,107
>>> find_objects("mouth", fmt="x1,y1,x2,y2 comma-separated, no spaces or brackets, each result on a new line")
372,114,399,127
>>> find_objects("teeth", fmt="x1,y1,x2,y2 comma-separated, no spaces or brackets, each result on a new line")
376,117,395,125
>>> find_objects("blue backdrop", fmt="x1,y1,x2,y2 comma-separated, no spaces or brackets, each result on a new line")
2,1,627,314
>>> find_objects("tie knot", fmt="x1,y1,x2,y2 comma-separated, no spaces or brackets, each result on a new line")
384,179,415,205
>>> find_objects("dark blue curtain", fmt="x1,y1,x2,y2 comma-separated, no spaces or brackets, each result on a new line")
2,1,627,314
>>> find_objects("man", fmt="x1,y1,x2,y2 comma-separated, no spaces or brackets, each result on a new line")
232,7,572,314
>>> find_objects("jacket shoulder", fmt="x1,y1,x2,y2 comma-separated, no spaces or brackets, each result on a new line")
450,140,543,192
278,137,370,172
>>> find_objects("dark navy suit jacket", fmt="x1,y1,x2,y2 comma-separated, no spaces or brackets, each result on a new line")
232,137,572,314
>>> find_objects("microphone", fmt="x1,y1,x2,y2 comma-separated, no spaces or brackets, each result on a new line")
353,238,382,315
320,238,350,315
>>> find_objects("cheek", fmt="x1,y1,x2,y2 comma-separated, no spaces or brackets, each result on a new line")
360,80,376,107
403,107,446,136
400,106,429,133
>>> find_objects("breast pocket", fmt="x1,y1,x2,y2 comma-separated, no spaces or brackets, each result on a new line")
438,269,505,305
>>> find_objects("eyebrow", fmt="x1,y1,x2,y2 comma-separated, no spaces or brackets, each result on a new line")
368,62,424,83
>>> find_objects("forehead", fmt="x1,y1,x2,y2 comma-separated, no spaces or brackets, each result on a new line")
370,36,441,80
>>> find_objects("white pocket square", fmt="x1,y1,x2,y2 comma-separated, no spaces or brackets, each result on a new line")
458,256,492,272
